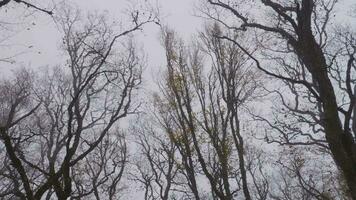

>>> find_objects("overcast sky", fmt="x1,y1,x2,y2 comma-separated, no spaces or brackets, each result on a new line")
1,0,354,80
0,0,355,198
0,0,203,83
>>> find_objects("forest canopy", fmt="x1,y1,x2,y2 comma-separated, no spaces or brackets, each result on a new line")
0,0,355,199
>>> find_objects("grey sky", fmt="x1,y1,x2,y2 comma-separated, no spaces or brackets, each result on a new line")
1,0,354,78
0,1,355,199
0,0,202,80
0,2,202,198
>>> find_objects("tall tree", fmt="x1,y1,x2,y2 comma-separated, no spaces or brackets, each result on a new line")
146,24,268,199
0,4,154,199
205,0,356,198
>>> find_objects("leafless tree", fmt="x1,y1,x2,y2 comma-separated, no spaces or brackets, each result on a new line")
130,118,179,200
268,145,347,200
0,4,154,199
0,68,40,200
203,0,356,198
70,131,128,200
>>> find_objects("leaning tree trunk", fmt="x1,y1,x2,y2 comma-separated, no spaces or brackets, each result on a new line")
294,26,356,199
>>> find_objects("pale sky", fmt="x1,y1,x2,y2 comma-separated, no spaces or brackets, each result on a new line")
0,0,354,79
0,1,355,199
0,2,202,198
0,0,202,81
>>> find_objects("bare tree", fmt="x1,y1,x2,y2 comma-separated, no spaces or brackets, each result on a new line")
0,68,40,200
70,131,128,200
203,0,356,198
0,4,154,199
130,118,179,200
268,145,346,200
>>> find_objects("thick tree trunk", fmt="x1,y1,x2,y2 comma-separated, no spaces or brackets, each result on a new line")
295,34,356,199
